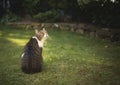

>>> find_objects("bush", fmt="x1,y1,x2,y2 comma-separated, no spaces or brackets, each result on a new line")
33,9,60,22
79,1,120,28
0,13,21,23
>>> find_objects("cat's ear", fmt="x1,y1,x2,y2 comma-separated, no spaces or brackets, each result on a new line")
35,29,39,34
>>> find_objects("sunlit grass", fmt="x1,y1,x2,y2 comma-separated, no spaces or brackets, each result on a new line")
6,37,28,46
0,25,120,85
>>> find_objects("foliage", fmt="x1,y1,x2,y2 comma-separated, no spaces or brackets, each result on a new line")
33,9,60,22
78,0,92,5
0,0,120,28
79,0,120,28
0,25,120,85
23,0,40,15
0,13,21,23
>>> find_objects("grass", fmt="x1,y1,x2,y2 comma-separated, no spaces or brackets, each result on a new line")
0,25,120,85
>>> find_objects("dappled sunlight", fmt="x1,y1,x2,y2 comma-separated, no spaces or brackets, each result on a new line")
6,37,28,46
8,33,31,39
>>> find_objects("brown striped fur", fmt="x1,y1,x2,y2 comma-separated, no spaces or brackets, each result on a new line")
21,28,48,74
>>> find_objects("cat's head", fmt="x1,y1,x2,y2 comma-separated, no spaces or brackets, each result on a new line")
35,28,48,41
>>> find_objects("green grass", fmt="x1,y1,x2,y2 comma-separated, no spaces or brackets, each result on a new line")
0,25,120,85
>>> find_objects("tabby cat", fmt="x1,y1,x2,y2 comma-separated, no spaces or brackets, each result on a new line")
21,28,48,74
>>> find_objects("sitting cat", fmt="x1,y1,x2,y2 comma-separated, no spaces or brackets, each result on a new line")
21,28,48,74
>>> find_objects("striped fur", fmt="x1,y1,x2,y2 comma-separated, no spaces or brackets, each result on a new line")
21,28,48,74
21,38,43,74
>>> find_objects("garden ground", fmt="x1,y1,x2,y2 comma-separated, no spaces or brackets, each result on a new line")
0,25,120,85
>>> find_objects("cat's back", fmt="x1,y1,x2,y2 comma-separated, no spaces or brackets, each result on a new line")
21,38,43,74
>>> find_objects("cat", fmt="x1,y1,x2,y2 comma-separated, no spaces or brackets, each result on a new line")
21,28,48,74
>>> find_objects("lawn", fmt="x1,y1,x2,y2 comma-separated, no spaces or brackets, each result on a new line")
0,25,120,85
